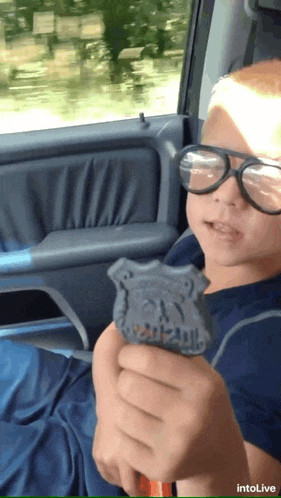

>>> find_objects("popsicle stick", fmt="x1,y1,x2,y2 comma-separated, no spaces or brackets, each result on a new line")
139,475,173,496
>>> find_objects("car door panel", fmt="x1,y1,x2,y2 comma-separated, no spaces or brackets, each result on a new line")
0,0,217,355
0,114,187,352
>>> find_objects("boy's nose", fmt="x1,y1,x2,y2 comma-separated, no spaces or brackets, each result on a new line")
211,175,247,209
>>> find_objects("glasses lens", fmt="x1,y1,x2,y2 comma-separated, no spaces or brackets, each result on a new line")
242,164,281,212
179,149,225,191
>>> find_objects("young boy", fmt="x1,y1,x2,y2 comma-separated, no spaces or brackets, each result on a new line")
93,58,281,496
2,58,281,497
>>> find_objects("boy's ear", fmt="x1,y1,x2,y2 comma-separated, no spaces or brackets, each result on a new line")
203,106,222,139
200,120,207,142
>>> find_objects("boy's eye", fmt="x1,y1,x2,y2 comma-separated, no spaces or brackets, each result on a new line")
242,164,281,212
180,150,225,189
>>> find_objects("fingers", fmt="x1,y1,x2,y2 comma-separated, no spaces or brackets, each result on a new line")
118,343,203,390
117,429,157,481
96,462,121,487
115,395,162,449
119,465,147,497
117,368,179,420
93,442,121,486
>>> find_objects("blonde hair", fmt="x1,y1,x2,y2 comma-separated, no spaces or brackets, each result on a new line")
209,58,281,109
201,58,281,158
230,58,281,96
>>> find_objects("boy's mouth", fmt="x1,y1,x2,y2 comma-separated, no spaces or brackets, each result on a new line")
204,221,242,241
206,221,240,234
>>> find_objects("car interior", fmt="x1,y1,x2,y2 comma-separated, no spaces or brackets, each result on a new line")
0,0,280,368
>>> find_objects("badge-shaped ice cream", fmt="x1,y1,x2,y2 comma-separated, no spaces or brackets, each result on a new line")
107,258,214,356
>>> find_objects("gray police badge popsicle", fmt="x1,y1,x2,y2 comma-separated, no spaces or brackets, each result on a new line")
107,258,214,356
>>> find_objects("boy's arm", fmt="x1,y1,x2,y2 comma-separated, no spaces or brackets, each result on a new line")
176,439,281,497
244,442,281,496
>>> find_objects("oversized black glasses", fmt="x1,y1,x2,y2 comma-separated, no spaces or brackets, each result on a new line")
174,144,281,215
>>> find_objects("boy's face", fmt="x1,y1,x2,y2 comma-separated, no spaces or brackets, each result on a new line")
186,107,281,275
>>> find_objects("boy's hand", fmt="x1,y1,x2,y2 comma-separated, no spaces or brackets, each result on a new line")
115,343,247,483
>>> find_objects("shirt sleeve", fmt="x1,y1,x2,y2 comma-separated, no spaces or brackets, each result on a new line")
211,316,281,464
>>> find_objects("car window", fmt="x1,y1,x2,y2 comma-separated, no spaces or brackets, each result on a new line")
0,0,195,133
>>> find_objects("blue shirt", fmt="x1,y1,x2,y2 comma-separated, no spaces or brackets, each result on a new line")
164,231,281,468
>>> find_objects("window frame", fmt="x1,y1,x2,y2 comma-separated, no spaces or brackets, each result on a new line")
177,0,215,139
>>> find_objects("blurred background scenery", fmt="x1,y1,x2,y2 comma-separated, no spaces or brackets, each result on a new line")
0,0,191,132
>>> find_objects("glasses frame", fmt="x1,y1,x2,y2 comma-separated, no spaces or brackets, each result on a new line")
174,144,281,215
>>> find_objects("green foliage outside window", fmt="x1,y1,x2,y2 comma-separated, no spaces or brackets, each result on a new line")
6,0,191,66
